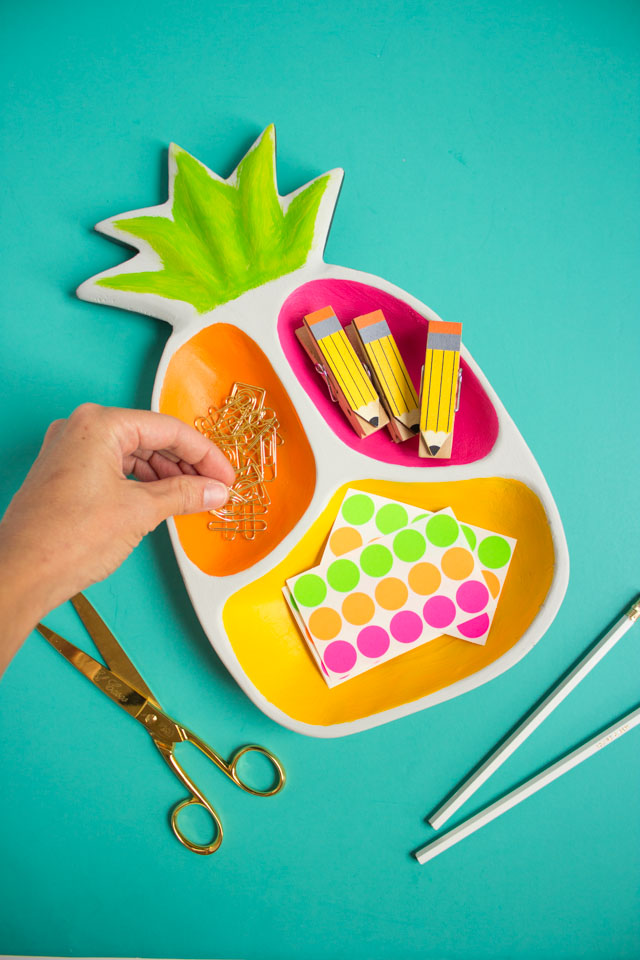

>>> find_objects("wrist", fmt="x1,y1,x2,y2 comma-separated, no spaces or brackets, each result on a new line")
0,528,59,674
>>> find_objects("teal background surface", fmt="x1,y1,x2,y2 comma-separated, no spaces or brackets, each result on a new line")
1,0,639,957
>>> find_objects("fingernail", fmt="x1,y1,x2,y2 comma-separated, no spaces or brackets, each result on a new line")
203,481,229,509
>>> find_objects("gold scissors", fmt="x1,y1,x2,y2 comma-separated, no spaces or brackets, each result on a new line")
37,593,286,855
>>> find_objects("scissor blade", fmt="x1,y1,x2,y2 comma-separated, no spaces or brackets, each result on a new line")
37,623,148,720
71,594,158,705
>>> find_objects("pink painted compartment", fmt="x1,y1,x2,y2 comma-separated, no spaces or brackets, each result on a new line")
277,279,499,467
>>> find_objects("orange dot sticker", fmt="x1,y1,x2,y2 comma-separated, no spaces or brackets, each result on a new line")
408,562,441,596
375,577,408,610
482,569,501,598
342,592,375,625
441,548,475,580
308,607,342,641
329,526,364,557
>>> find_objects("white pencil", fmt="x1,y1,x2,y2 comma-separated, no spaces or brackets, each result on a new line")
428,596,640,830
415,704,640,865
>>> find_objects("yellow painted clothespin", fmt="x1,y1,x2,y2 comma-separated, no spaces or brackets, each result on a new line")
418,319,462,458
346,310,419,443
296,306,389,439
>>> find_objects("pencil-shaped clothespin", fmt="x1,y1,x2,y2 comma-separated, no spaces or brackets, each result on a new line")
418,320,462,458
347,310,420,443
296,306,389,439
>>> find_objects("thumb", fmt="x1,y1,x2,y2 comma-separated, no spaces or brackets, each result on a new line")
145,475,230,522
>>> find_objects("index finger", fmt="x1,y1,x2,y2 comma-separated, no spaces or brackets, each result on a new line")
104,407,236,485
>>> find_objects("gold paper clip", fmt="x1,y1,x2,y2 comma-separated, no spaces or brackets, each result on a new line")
195,382,284,541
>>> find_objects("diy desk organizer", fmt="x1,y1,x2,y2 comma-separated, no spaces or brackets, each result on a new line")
77,126,569,737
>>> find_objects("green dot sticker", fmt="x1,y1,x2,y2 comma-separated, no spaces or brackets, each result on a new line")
341,493,375,525
426,514,459,547
462,525,477,550
360,544,393,578
393,529,426,562
478,535,511,569
293,574,327,607
375,503,409,534
327,558,360,592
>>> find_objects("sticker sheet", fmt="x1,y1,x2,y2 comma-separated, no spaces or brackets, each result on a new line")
286,491,517,687
322,493,514,607
321,491,433,562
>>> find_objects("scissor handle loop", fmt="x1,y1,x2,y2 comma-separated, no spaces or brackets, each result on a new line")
155,739,224,855
155,730,285,854
227,744,286,796
170,796,223,856
177,730,285,796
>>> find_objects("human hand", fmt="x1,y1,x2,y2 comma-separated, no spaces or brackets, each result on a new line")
0,403,235,673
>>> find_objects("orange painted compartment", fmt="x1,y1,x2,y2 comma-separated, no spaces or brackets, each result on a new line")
159,323,316,576
223,479,555,726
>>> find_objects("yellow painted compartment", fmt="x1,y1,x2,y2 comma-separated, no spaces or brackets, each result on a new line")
223,478,555,727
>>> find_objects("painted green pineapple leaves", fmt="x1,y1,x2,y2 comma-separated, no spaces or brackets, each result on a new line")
96,126,333,313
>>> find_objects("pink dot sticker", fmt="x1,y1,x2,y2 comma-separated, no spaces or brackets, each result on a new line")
323,640,358,674
458,613,491,639
390,611,423,644
456,580,490,613
357,625,390,659
423,596,456,629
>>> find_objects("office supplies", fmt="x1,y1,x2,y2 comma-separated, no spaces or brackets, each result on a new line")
347,310,420,442
419,319,462,458
37,593,286,855
320,491,515,628
428,596,640,829
415,703,640,865
296,305,389,438
285,501,517,685
195,381,283,540
78,126,568,736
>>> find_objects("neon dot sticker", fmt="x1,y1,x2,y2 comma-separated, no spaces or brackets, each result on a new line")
308,607,342,641
341,493,375,525
329,526,363,556
375,577,408,610
390,611,423,644
426,514,459,547
423,595,456,628
456,580,490,613
375,503,409,534
342,592,375,625
458,612,491,639
293,574,327,608
478,535,512,569
441,547,475,580
393,529,426,562
408,562,442,595
323,640,358,674
462,525,477,550
357,625,390,659
360,544,393,577
482,569,501,598
327,558,360,592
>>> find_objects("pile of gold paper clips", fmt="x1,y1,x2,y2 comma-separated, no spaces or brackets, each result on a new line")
194,382,283,541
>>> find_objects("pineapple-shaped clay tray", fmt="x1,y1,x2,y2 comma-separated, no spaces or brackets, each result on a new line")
78,127,569,737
